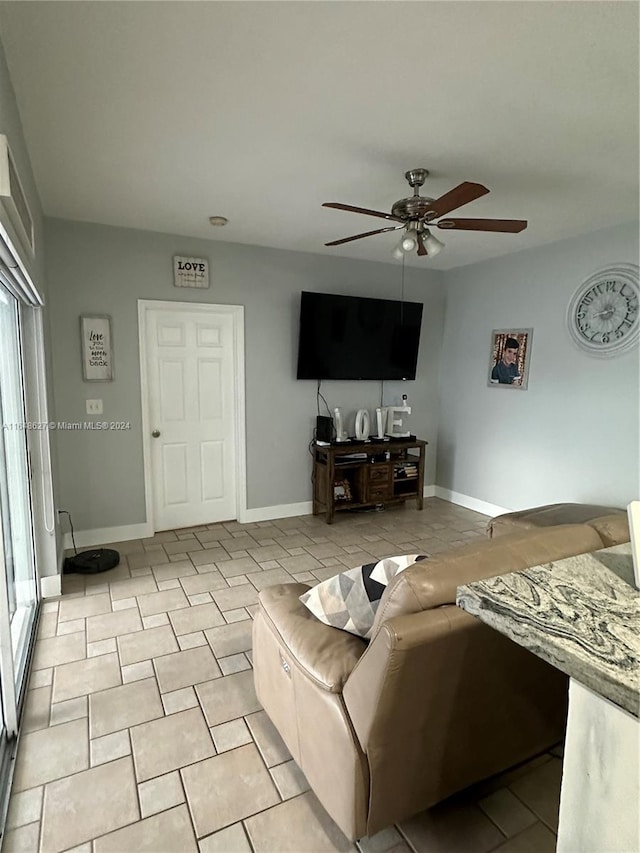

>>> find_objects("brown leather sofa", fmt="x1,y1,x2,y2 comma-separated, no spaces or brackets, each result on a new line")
487,502,626,540
252,509,629,841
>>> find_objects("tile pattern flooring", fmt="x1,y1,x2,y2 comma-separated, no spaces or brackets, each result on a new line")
4,499,562,852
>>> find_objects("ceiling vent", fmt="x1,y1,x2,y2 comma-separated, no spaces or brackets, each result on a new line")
0,135,35,256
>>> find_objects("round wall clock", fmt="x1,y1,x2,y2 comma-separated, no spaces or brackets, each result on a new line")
567,264,639,357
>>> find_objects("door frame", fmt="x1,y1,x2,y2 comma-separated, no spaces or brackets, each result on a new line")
21,307,58,581
138,299,247,533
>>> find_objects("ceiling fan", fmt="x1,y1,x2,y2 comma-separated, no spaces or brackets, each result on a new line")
323,168,527,258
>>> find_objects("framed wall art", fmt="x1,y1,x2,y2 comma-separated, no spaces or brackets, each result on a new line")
80,314,113,381
333,480,352,502
488,328,532,390
173,255,209,289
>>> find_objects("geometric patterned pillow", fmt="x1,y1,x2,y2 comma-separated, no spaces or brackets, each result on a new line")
299,554,427,640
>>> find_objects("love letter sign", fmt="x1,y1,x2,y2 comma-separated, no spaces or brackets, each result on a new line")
173,256,209,289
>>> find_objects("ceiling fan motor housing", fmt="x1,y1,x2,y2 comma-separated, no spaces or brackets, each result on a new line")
392,168,436,220
391,196,436,221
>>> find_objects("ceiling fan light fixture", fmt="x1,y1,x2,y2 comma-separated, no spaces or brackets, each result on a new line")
391,242,405,260
401,227,418,252
423,229,445,257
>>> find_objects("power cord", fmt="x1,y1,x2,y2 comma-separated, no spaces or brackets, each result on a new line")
316,380,332,417
57,510,78,555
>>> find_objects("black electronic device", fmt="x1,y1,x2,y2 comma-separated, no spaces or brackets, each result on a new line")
296,291,423,380
316,415,334,443
64,548,120,575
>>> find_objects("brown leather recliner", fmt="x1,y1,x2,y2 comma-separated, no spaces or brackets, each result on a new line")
252,513,629,841
487,502,626,540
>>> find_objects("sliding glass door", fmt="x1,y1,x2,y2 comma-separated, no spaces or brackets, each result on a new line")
0,282,37,729
0,224,50,831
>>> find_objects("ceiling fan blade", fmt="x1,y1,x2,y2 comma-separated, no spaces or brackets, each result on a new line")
436,218,528,233
426,182,490,218
416,233,427,256
323,202,405,223
325,225,404,246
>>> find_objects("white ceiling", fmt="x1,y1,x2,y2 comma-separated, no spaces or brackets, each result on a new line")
0,1,638,270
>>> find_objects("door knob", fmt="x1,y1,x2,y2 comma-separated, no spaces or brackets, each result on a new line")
151,429,161,438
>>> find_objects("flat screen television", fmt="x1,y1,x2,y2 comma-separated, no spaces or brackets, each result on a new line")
296,291,423,381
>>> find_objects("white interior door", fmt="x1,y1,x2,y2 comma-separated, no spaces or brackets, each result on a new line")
144,305,239,531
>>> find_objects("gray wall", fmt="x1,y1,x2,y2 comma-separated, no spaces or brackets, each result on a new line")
437,222,640,510
0,30,63,573
45,218,445,530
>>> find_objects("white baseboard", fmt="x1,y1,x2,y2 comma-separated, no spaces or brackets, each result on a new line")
40,574,61,598
434,487,510,519
241,488,439,524
63,522,153,551
241,488,439,523
58,488,503,551
239,501,313,524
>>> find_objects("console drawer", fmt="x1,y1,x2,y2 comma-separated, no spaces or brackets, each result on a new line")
368,484,391,501
368,465,391,482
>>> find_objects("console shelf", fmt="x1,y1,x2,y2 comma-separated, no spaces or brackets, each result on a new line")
311,438,427,524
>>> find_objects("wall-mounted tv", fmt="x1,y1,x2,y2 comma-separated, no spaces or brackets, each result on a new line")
296,291,423,381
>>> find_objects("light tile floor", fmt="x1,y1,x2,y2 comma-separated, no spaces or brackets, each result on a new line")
4,499,563,852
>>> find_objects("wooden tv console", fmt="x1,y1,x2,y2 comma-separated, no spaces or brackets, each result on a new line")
312,438,427,524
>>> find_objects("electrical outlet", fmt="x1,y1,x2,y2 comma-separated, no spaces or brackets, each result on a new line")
86,399,103,415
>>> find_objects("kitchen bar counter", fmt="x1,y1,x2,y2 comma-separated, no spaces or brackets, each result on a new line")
456,542,639,716
456,542,639,853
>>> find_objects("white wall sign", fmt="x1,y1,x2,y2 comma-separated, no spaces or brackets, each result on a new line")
173,255,209,289
80,315,113,381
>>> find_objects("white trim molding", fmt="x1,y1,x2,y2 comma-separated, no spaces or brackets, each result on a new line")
241,487,437,524
434,487,510,519
40,575,62,599
62,522,153,551
240,501,313,524
56,488,502,554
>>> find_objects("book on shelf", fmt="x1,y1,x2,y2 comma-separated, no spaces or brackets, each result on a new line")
394,463,418,479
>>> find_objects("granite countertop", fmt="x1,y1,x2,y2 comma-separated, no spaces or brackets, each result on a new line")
456,543,640,718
